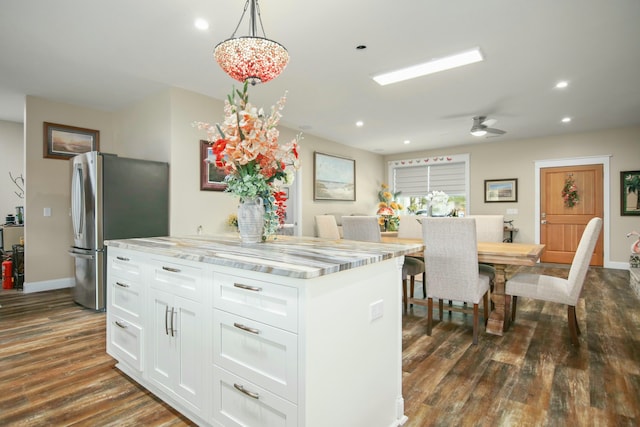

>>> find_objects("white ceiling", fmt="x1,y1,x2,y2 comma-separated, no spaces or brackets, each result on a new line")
1,0,639,155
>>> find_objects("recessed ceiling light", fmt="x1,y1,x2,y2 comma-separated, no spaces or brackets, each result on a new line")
356,121,364,127
403,140,411,145
372,48,484,86
555,81,569,89
561,117,572,123
194,18,209,30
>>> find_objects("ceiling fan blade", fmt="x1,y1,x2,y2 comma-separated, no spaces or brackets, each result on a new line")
482,118,497,127
486,127,506,135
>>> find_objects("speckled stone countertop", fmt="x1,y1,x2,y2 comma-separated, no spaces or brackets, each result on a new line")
105,235,424,279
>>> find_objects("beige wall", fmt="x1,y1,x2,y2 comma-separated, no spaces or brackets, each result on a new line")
0,120,24,217
385,126,640,266
24,96,116,284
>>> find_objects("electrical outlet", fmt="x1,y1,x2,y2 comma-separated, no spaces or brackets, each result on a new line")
370,300,384,322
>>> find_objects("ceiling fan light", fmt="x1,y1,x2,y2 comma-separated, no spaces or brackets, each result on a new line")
471,128,487,137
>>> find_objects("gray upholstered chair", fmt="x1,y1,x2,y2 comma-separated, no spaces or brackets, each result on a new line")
506,217,602,346
315,215,341,240
397,215,427,302
414,217,490,344
466,214,504,281
342,216,425,312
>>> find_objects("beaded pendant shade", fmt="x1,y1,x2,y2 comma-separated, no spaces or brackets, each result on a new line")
214,0,289,85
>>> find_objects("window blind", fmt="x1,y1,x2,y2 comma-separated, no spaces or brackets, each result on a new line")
393,162,465,196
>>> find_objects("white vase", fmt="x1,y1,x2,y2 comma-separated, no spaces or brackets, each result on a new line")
237,197,264,243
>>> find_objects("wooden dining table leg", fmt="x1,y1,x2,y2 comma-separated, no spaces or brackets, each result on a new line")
486,263,509,335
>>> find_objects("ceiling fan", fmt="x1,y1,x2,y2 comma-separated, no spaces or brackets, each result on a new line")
470,116,506,137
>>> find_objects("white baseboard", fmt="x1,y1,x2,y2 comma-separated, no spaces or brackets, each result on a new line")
606,261,629,270
23,277,74,294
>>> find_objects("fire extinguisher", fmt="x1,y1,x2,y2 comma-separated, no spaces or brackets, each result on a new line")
2,259,13,289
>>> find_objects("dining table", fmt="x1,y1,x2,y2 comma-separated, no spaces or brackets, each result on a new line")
381,236,545,335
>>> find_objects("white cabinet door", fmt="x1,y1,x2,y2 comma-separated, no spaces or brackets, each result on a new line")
148,288,204,414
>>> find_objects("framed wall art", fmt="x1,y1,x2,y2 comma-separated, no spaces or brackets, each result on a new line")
43,122,99,159
200,140,227,191
313,152,356,201
621,170,640,216
484,178,518,203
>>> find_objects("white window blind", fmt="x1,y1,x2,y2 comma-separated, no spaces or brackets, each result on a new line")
393,162,465,196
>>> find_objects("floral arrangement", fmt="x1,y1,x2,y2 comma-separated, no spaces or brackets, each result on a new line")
562,175,579,207
425,190,449,216
226,213,239,230
377,183,402,231
195,82,301,240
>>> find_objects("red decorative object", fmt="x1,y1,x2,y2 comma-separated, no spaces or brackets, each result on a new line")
214,0,289,85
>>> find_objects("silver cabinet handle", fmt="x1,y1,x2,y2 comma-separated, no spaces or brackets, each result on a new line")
162,266,181,273
164,306,170,335
115,282,129,288
116,256,130,261
234,283,262,292
170,307,176,337
233,322,260,335
114,320,127,329
234,383,260,400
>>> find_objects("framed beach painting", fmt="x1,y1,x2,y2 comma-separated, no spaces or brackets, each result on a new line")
43,122,99,159
621,170,640,216
314,152,356,201
200,140,227,191
484,178,518,203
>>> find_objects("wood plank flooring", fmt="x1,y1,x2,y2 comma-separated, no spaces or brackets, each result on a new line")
0,264,638,426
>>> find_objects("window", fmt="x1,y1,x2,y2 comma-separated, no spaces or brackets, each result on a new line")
388,154,469,216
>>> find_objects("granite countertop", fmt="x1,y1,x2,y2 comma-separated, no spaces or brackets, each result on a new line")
105,235,424,279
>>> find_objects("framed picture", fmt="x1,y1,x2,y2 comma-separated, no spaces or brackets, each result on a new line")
314,152,356,201
43,122,99,159
484,178,518,202
200,140,227,191
621,170,640,216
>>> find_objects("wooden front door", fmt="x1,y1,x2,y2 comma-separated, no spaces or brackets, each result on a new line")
540,164,603,265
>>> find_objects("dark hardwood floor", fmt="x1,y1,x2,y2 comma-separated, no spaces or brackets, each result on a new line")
0,264,638,426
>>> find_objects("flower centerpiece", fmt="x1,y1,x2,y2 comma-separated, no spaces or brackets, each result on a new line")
195,82,301,242
425,190,449,216
562,175,579,207
377,184,402,231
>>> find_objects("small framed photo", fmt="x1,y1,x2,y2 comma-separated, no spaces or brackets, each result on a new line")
484,178,518,203
314,152,356,201
43,122,99,159
621,170,640,216
200,140,227,191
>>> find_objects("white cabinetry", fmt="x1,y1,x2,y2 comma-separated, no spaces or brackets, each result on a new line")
147,258,205,416
211,273,299,425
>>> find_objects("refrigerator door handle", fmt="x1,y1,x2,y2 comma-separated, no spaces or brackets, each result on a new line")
71,164,85,239
68,249,95,260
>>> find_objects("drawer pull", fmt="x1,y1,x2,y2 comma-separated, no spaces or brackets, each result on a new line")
233,283,262,292
114,320,127,329
233,322,260,335
234,383,260,400
162,266,181,273
115,282,130,288
116,256,130,261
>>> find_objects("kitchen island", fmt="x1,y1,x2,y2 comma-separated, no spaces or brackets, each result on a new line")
105,235,423,427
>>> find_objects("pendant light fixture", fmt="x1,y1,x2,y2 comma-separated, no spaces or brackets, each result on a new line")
214,0,289,85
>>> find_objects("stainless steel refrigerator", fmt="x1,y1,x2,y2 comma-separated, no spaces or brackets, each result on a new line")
69,152,169,310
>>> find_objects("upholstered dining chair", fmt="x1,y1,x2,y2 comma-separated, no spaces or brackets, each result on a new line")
506,217,602,347
412,217,490,344
397,215,427,302
315,215,341,240
466,215,504,303
342,216,425,312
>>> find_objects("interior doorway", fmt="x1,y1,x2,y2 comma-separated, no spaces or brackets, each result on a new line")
535,156,610,267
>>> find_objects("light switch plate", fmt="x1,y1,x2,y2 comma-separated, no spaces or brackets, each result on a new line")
370,300,384,322
43,207,52,217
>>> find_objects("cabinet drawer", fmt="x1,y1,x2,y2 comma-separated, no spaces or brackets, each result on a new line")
213,273,298,333
108,314,143,372
150,259,203,301
212,366,297,427
213,309,298,403
108,274,143,320
108,249,144,281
